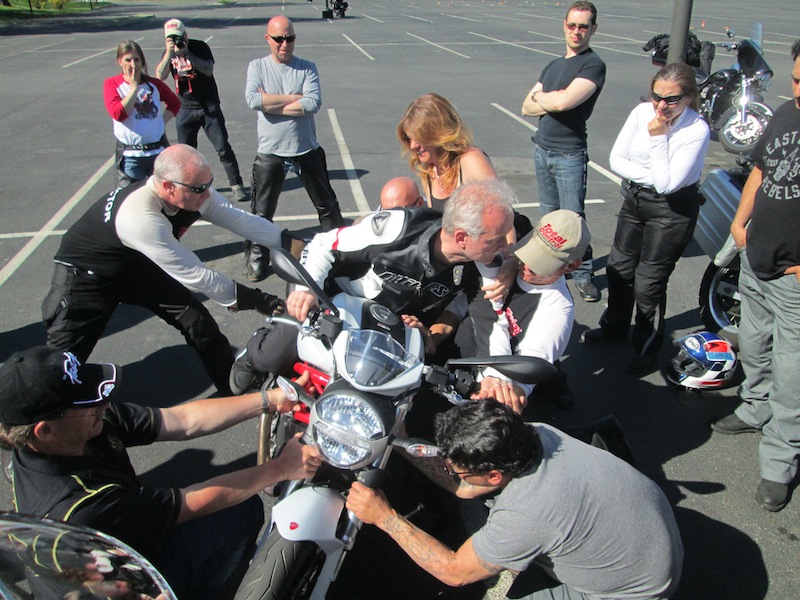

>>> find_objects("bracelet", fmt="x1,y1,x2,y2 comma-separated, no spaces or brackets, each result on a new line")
261,387,272,414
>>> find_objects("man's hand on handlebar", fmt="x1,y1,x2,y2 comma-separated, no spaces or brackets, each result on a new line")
471,376,527,414
286,290,319,321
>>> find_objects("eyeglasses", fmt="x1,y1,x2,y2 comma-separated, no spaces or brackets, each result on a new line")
651,92,685,106
443,459,480,478
169,178,214,194
269,35,296,45
565,22,592,31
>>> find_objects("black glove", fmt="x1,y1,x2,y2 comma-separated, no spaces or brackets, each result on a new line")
232,283,285,316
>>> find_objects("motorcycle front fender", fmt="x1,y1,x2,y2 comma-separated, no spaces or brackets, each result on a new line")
271,486,345,553
713,100,772,129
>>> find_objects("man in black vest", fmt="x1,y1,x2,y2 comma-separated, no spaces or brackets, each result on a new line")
156,18,248,202
41,144,299,395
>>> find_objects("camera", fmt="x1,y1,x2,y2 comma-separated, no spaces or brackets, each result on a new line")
169,35,186,50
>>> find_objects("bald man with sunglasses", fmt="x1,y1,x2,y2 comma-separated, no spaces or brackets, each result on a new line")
244,15,344,282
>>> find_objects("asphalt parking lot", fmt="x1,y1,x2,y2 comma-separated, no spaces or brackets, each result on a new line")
1,1,799,598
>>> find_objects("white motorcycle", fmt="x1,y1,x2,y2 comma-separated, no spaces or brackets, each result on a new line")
233,249,556,600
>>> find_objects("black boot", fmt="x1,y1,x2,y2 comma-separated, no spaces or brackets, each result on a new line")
246,242,270,282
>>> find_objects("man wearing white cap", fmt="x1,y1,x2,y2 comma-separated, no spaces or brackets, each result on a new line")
156,18,248,202
440,210,590,412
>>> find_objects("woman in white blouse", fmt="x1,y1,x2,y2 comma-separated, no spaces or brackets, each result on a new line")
582,63,710,374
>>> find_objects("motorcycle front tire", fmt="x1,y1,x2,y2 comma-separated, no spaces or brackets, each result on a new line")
234,531,325,600
718,107,770,154
698,260,740,347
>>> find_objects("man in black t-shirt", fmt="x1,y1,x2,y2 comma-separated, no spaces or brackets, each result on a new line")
521,1,605,303
0,346,322,599
156,18,248,202
710,41,800,513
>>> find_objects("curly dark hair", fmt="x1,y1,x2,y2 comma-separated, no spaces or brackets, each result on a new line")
792,39,800,62
434,399,542,479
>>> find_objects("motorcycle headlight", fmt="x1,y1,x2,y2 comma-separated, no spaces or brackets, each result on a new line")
312,393,386,468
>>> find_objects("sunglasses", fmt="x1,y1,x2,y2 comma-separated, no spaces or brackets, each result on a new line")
170,178,214,194
565,22,592,31
651,92,685,106
269,35,296,45
443,459,480,478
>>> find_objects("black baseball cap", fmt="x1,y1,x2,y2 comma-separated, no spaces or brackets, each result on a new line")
0,347,119,426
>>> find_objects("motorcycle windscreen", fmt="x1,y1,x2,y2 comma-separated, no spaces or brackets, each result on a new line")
341,329,421,387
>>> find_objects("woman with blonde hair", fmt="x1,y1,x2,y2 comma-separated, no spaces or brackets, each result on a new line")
397,94,520,299
397,93,497,212
103,40,181,187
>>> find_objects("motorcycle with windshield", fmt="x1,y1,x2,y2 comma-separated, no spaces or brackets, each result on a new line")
232,249,556,600
645,25,774,154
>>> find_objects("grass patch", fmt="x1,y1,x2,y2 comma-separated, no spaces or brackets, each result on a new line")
0,0,111,22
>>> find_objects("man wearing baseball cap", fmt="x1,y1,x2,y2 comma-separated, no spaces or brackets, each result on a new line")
0,346,322,599
433,210,590,413
156,18,248,202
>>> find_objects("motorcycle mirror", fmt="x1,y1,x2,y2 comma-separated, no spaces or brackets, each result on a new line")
270,249,339,317
444,355,558,385
276,375,316,408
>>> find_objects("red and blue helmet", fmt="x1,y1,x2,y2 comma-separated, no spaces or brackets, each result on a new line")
666,331,737,390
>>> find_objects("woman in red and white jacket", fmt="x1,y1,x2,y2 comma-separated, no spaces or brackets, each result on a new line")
104,40,181,188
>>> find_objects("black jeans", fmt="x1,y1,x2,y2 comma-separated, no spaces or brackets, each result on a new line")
42,259,234,394
600,181,699,356
251,147,343,231
176,103,243,188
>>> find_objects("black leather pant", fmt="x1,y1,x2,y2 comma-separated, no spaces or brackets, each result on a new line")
42,259,233,394
600,181,699,356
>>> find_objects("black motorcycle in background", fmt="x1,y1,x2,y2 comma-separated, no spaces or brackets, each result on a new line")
644,25,774,154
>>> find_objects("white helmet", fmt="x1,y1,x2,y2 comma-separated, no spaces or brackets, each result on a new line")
666,331,737,390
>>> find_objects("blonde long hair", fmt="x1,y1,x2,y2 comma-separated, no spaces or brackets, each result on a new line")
397,93,473,194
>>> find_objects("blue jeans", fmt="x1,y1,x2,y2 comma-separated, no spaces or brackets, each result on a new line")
534,145,593,282
177,103,243,188
155,496,264,600
734,249,800,485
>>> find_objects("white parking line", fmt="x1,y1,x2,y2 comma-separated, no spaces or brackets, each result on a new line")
403,14,432,23
62,37,145,68
469,32,560,57
0,157,115,288
406,33,471,59
361,14,384,23
342,34,375,60
443,13,481,23
491,103,621,186
327,109,370,214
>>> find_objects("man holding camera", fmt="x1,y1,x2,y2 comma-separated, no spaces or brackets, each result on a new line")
156,18,248,203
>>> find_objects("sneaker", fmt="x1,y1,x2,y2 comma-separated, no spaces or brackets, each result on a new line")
574,280,600,302
755,479,790,512
229,351,263,395
710,413,761,435
581,327,626,344
231,184,249,203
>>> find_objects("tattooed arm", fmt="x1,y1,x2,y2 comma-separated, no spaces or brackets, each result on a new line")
346,482,502,586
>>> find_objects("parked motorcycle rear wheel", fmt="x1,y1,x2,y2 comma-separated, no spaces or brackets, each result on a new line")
698,261,740,347
718,108,770,154
234,531,325,600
